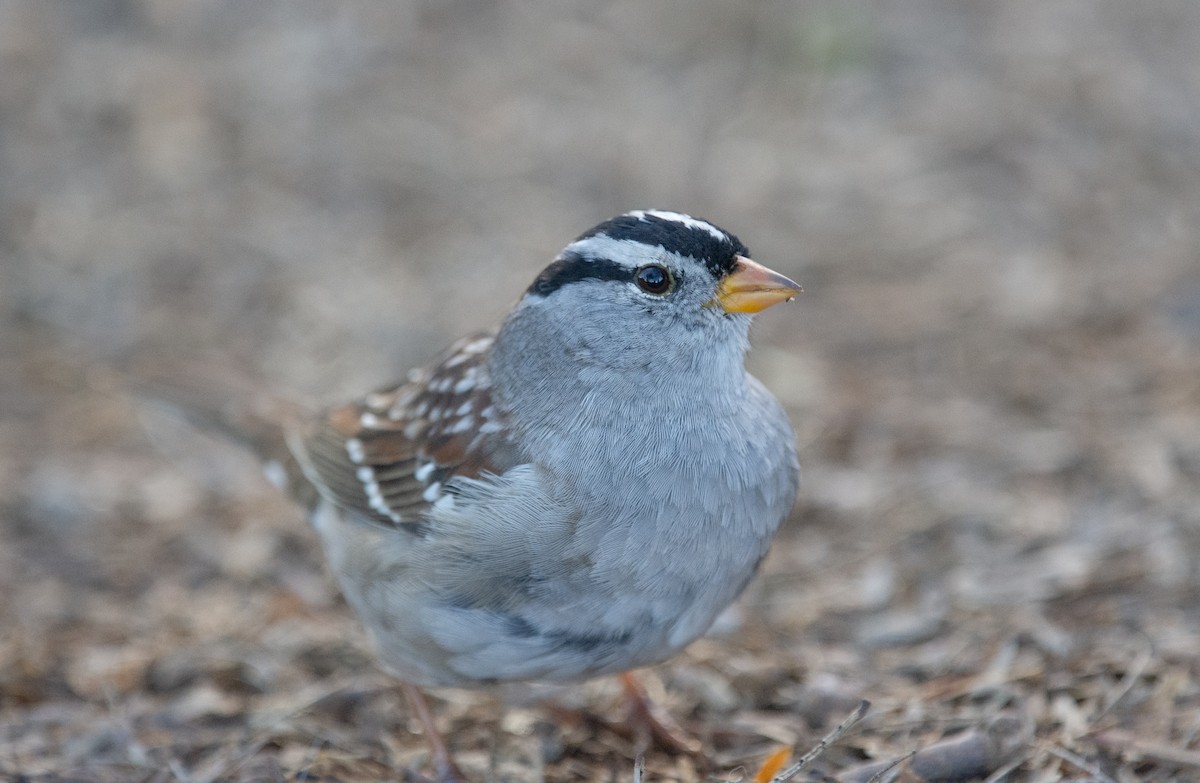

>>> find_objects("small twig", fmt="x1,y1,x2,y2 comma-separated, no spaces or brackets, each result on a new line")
863,749,915,783
632,753,645,783
1093,637,1154,723
981,754,1028,783
189,678,376,783
1044,744,1117,783
188,734,276,783
1089,729,1200,772
167,758,193,783
769,700,870,783
294,734,329,781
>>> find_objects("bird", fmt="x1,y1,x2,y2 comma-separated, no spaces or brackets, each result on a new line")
140,210,801,781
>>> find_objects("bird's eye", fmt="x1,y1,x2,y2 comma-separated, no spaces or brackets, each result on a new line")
634,265,673,295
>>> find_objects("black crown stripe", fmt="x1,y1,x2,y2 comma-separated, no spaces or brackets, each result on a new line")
576,213,747,278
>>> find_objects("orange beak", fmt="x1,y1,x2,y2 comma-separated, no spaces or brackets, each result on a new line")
712,256,802,314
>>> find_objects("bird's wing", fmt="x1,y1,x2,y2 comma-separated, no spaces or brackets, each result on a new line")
288,331,516,530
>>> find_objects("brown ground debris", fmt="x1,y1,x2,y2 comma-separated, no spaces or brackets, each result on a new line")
3,3,1200,781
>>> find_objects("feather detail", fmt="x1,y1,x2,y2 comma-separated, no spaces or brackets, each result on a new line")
289,331,513,529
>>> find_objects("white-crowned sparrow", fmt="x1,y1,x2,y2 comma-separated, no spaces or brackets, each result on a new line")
148,210,801,777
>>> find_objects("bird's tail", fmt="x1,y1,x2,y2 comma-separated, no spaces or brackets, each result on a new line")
111,359,321,509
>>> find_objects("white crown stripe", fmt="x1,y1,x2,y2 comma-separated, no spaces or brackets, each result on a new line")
561,235,672,267
627,210,727,242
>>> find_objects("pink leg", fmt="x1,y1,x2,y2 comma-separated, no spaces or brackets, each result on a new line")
618,672,703,756
401,681,468,783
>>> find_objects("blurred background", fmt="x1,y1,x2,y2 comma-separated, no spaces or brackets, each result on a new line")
3,2,1199,781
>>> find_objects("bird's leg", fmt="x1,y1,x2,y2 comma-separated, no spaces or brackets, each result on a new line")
539,674,705,759
618,672,704,757
401,681,468,783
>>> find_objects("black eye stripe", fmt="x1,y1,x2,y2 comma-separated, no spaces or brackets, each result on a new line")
527,255,681,298
526,254,633,297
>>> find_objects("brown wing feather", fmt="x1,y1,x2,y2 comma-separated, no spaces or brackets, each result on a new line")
288,332,511,529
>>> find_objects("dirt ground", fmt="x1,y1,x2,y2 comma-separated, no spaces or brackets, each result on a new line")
3,2,1200,781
